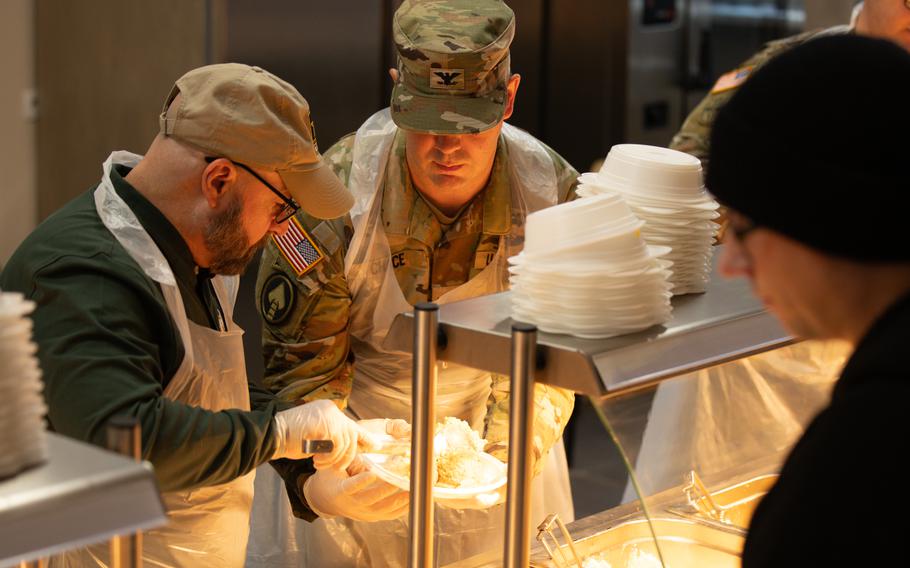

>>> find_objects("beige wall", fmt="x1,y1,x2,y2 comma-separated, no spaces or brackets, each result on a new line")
0,0,36,265
2,1,223,265
804,0,858,29
34,0,220,220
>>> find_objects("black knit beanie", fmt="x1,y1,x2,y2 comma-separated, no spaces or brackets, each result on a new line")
707,34,910,261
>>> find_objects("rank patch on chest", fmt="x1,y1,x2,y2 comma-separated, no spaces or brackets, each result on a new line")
272,217,324,276
261,273,295,325
430,68,465,90
710,66,753,94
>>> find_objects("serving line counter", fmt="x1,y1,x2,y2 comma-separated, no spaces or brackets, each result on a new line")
0,433,165,567
385,246,806,567
386,247,790,399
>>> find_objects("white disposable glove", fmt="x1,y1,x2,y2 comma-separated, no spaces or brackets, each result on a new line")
272,399,378,470
303,455,410,522
357,418,412,439
437,484,506,510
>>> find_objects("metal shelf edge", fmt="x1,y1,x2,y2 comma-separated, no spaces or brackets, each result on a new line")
384,249,792,398
0,433,166,566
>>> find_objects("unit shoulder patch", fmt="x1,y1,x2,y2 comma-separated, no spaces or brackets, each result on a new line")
260,273,295,325
272,216,325,277
710,66,754,94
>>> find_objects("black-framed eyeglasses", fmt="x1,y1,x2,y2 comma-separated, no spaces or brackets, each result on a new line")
723,210,757,270
205,157,300,224
729,217,756,242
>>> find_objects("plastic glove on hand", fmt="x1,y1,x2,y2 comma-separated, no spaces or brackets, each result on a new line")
303,455,410,522
357,418,412,444
437,483,507,511
272,399,379,470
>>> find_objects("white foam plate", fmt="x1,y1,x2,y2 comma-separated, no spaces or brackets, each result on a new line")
512,300,672,321
510,263,671,283
513,288,672,307
361,451,507,500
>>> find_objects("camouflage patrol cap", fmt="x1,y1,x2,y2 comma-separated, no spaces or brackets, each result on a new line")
391,0,515,134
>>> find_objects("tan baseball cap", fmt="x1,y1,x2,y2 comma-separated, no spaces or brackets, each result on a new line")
159,63,353,219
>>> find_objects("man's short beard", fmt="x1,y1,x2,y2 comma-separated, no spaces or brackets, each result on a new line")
204,193,266,275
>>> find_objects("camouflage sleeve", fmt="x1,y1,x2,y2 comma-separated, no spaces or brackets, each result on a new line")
669,30,818,170
670,32,817,241
322,133,357,182
257,135,358,407
670,83,738,239
483,374,575,478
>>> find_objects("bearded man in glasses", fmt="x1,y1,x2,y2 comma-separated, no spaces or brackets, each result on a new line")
0,63,391,567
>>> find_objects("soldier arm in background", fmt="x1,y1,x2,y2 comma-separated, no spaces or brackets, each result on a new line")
256,136,357,519
668,31,815,166
257,135,358,408
256,223,353,407
668,30,822,239
671,28,842,166
483,376,575,477
481,142,578,474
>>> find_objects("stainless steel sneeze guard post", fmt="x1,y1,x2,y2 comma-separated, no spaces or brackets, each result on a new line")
409,303,438,568
504,323,537,568
0,434,165,567
106,416,143,568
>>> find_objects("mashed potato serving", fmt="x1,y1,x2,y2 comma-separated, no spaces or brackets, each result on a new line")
381,417,502,489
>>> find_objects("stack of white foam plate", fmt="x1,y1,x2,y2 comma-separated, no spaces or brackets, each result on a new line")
508,193,673,339
577,144,720,295
0,290,48,479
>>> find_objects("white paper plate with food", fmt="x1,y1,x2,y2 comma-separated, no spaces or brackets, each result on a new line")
360,417,507,500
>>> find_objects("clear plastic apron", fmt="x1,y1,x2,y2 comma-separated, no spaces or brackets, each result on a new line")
621,339,850,502
286,110,572,567
52,152,255,568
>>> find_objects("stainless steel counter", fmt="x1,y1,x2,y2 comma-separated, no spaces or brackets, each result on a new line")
0,433,165,566
385,246,793,397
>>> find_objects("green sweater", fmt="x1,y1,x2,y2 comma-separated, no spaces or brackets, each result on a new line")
1,166,292,492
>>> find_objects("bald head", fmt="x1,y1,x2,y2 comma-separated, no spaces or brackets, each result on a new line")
140,133,206,186
124,128,288,274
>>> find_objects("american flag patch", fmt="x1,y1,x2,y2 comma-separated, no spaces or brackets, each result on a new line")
710,66,754,94
272,217,324,276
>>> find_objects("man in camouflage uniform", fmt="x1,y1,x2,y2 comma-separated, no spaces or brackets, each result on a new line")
671,1,910,168
248,1,578,566
668,24,847,169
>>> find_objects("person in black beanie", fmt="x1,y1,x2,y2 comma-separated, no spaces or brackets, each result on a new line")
710,34,910,566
